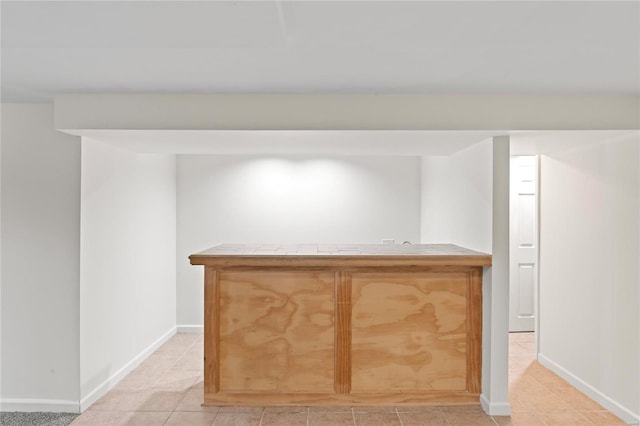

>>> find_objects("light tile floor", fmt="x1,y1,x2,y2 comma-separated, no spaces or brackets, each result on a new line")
70,333,628,425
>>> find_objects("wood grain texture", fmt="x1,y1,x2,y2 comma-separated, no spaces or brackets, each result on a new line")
195,245,487,406
334,271,352,394
204,266,219,394
466,269,483,393
203,391,480,407
351,272,468,393
218,271,335,392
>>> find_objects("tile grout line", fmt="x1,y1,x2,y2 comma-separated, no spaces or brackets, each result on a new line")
172,335,202,370
155,334,202,424
148,335,199,390
439,406,452,426
395,407,404,426
209,407,220,426
170,334,202,399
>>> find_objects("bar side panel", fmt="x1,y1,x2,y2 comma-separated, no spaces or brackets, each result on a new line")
351,272,468,392
218,271,335,392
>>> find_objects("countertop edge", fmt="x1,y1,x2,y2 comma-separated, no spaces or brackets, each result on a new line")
189,253,492,267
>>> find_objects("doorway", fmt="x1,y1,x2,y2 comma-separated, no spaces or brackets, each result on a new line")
509,155,539,336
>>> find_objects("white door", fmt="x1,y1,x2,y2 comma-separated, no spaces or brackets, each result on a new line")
509,156,538,332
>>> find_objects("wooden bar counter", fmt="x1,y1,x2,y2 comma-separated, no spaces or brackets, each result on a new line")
189,243,491,407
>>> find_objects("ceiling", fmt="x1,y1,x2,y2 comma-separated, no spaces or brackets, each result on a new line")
2,1,639,103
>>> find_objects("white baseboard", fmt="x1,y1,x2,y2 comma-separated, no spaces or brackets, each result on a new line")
176,325,203,333
538,353,639,425
79,326,176,412
480,393,511,416
0,398,80,413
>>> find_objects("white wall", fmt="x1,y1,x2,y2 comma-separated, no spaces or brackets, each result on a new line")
421,139,493,253
420,156,452,243
176,155,421,328
80,138,177,408
537,132,639,423
0,104,81,411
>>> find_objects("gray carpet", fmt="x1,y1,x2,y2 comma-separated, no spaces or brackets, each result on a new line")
0,412,78,426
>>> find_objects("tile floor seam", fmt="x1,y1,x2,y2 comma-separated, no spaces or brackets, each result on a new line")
351,407,356,426
441,407,452,426
148,361,179,389
395,407,404,426
180,336,201,358
157,335,200,377
257,408,266,426
540,408,552,426
172,386,191,411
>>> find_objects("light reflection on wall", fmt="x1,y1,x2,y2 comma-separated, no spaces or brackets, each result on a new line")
177,154,421,246
231,158,362,237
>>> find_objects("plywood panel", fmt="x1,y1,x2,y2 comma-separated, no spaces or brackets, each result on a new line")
466,269,482,393
204,267,219,394
218,271,335,392
204,391,480,406
334,271,352,394
351,272,468,392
